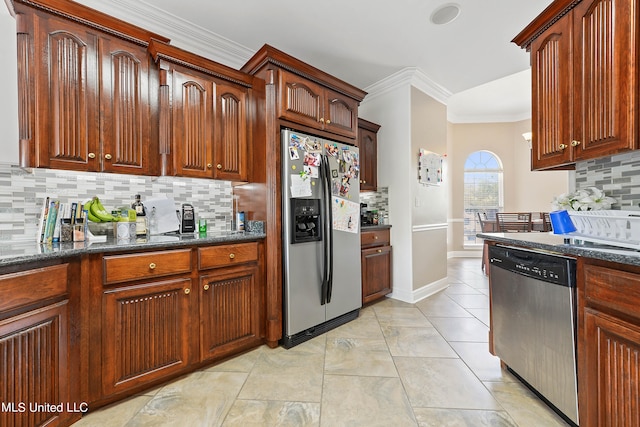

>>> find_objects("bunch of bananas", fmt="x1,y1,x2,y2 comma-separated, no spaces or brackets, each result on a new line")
84,197,118,223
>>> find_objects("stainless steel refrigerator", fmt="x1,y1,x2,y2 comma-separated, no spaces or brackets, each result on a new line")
281,129,362,348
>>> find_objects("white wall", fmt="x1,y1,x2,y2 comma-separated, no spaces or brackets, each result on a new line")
1,6,19,164
359,83,414,302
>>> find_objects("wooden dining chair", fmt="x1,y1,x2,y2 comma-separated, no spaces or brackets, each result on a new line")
476,212,494,274
496,212,532,232
541,212,552,232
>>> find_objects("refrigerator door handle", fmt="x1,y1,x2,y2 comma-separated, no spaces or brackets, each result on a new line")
320,154,329,305
322,154,334,303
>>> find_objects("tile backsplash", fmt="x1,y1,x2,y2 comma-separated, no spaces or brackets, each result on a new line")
575,150,640,210
0,163,233,242
360,187,389,223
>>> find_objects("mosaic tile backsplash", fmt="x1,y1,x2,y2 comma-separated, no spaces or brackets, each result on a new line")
0,163,233,242
360,187,389,223
575,150,640,210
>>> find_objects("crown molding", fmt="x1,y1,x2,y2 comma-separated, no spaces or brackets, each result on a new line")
364,67,452,104
76,0,253,68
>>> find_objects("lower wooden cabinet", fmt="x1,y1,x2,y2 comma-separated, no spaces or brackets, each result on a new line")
579,260,640,426
101,278,192,396
0,262,78,427
199,265,261,361
361,227,392,304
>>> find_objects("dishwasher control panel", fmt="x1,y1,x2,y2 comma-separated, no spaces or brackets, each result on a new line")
489,245,576,287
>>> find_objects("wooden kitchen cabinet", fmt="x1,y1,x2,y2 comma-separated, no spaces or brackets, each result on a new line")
360,227,392,304
278,69,359,139
357,118,380,192
100,249,193,397
198,243,262,361
0,262,79,427
578,260,640,426
13,0,166,175
514,0,638,170
149,40,256,181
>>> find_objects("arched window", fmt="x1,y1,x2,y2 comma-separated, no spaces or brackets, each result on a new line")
464,150,503,245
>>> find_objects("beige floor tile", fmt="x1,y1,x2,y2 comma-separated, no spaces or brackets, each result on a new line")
483,381,571,427
467,307,490,326
222,400,320,427
73,395,154,427
205,345,265,373
373,306,433,327
324,337,397,377
446,293,490,309
395,357,502,410
238,349,325,402
320,375,417,427
382,325,458,358
127,371,247,427
325,313,385,340
428,316,490,342
444,283,483,295
415,293,473,318
413,408,518,427
449,341,517,383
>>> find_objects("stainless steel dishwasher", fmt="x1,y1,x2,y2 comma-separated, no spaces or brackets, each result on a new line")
489,245,578,426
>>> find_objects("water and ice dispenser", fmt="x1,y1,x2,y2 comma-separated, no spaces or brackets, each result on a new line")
290,199,322,243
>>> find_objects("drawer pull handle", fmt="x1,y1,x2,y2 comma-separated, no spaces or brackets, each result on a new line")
149,263,157,270
184,288,191,295
377,249,382,253
229,253,236,259
374,236,378,239
203,284,210,291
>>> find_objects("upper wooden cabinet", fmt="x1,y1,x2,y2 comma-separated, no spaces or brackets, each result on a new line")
278,69,359,138
357,118,380,192
12,0,167,175
149,40,258,181
513,0,638,170
242,44,367,141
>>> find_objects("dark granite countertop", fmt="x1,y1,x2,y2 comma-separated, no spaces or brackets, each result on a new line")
361,224,392,230
0,231,265,268
478,232,640,267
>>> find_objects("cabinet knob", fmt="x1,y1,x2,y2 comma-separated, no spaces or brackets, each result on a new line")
374,236,378,239
559,143,568,150
229,253,235,259
88,152,96,159
207,163,212,169
149,262,156,270
326,119,331,124
217,164,223,170
363,181,366,184
377,249,382,253
184,288,191,295
571,140,582,147
319,118,325,124
203,284,210,291
105,154,112,160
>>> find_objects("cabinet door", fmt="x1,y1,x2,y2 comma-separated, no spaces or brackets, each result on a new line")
582,309,640,426
99,36,155,175
324,88,358,139
359,126,378,191
213,82,248,181
199,266,261,361
572,0,637,159
0,301,72,427
171,69,215,178
33,14,100,171
102,278,192,396
361,245,392,304
530,14,573,170
278,69,324,129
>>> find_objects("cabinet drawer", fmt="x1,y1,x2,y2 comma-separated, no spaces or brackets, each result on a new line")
198,242,258,270
361,229,390,247
0,264,68,312
584,264,640,320
103,249,192,284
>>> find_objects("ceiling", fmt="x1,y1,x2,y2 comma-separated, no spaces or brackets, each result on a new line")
74,0,554,122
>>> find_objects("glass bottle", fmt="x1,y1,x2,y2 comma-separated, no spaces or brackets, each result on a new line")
131,194,147,237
